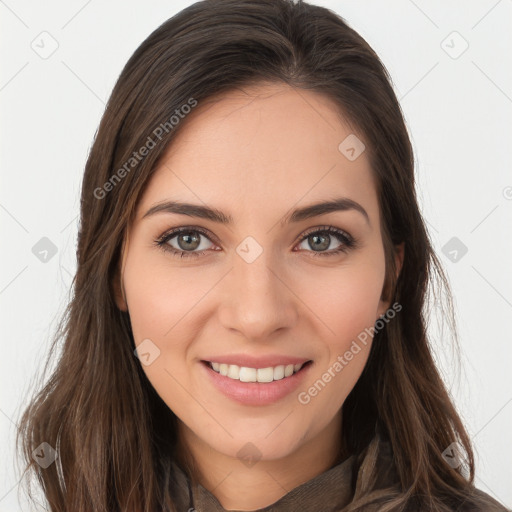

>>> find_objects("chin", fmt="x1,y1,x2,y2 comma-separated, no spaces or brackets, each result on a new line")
201,421,312,463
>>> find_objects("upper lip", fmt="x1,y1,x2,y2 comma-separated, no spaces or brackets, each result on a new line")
202,354,312,368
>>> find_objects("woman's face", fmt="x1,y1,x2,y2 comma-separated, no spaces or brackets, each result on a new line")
116,82,400,464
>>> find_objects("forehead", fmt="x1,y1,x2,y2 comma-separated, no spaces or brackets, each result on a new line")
136,82,379,225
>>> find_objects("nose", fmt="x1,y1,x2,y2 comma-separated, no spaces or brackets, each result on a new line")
218,249,299,341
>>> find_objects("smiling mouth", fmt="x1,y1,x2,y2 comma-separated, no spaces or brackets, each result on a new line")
202,360,313,383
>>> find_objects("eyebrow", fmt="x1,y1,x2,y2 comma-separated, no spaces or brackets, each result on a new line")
143,197,370,226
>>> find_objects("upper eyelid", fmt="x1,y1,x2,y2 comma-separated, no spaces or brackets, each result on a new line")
159,226,219,246
298,225,351,238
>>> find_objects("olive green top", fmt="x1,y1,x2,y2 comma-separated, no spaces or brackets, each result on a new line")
168,433,510,512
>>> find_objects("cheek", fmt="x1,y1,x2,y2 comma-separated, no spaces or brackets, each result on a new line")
294,253,385,401
121,251,205,416
295,254,386,344
122,249,208,342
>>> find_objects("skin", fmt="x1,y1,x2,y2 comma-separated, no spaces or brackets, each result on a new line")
115,82,404,510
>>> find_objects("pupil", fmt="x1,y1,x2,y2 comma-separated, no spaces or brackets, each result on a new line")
310,234,329,251
179,232,200,250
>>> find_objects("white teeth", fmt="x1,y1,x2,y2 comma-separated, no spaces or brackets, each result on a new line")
209,361,307,382
239,367,257,382
227,365,239,379
256,367,274,383
274,365,285,380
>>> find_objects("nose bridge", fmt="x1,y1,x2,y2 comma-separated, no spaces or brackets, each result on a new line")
218,241,298,339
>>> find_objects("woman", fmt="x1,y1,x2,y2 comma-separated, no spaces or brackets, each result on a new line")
16,0,510,510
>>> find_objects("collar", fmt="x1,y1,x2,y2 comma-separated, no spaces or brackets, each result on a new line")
170,453,356,512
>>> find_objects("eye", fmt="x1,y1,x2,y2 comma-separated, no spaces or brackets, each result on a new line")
154,225,357,259
294,226,357,257
155,227,218,259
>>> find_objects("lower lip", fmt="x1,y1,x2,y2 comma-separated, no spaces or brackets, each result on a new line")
200,361,313,406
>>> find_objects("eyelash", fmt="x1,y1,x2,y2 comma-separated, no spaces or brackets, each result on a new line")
154,225,358,259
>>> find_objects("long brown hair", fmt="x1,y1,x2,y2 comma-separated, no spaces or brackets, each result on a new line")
15,1,499,510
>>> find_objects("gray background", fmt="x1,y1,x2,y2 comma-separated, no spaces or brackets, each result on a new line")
1,0,511,509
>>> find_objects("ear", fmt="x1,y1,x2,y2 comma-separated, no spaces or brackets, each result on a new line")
394,242,405,280
377,242,404,318
113,265,128,312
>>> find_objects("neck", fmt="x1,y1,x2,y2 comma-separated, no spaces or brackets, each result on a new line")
177,410,344,511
